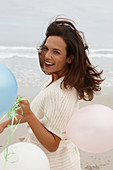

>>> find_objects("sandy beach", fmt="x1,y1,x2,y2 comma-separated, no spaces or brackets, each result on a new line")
0,86,113,170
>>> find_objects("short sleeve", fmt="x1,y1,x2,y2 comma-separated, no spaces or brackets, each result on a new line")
40,85,79,139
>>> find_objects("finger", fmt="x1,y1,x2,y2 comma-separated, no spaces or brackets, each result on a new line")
16,107,23,115
19,100,29,105
17,95,22,99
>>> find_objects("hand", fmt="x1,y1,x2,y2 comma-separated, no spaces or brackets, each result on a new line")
16,97,32,119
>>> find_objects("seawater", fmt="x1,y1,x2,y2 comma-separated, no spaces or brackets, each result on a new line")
0,46,113,88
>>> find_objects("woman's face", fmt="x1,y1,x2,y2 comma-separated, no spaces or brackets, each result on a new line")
40,36,71,79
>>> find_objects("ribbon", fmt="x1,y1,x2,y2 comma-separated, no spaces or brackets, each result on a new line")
0,95,26,170
40,107,65,134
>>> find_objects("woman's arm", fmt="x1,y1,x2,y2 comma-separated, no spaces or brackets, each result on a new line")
0,115,26,133
17,100,61,152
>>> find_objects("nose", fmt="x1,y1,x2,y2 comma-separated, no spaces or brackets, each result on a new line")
44,50,52,59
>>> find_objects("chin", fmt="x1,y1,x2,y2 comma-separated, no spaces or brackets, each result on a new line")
45,73,52,75
43,70,52,75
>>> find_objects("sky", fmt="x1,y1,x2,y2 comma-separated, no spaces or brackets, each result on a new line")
0,0,113,48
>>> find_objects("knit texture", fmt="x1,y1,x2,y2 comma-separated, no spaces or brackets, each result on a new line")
24,77,81,170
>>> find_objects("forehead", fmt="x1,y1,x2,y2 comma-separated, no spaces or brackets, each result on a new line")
45,36,67,50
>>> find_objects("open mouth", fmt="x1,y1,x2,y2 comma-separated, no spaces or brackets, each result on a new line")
45,61,55,67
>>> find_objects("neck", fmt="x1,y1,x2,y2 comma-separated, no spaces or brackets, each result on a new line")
52,74,58,82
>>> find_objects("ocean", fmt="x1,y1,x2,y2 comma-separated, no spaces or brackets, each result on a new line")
0,46,113,91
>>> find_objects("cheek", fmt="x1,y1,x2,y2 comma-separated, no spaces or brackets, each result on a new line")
58,60,68,69
39,56,44,68
54,55,67,67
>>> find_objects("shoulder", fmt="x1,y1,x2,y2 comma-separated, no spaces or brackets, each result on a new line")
45,77,78,97
55,77,78,99
44,78,79,113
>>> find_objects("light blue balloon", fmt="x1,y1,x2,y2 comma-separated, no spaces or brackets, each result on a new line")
0,62,17,117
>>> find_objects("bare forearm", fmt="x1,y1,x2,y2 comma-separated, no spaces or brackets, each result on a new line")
25,111,60,152
1,115,26,129
16,98,61,152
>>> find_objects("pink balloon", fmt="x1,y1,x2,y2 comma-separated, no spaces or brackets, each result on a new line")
66,104,113,153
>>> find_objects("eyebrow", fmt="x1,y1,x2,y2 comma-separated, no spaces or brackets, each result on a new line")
53,48,62,52
44,45,62,52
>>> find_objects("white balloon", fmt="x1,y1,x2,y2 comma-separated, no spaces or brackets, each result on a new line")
0,142,50,170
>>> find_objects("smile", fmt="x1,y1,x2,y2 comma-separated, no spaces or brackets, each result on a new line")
45,61,54,66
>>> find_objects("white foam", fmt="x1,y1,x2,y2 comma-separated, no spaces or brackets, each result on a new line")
89,49,113,58
0,46,38,58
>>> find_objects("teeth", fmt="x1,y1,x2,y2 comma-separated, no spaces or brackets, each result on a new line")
45,61,54,65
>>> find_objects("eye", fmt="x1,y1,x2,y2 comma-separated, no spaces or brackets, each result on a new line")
53,51,61,55
42,46,48,51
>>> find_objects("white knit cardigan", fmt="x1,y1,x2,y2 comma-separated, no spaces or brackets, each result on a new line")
24,77,81,170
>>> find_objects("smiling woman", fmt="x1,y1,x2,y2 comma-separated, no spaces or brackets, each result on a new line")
0,17,104,170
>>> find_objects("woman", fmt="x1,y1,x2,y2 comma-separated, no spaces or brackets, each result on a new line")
0,18,103,170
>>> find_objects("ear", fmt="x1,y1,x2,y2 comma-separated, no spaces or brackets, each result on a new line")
67,55,74,64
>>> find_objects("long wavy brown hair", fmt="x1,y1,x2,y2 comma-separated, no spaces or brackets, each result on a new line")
38,18,104,101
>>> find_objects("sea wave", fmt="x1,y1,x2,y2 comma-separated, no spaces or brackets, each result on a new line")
0,46,113,59
0,46,38,58
89,49,113,58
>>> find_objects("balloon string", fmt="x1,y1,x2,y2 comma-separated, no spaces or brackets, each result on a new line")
0,96,26,170
0,112,8,122
40,107,66,134
3,121,21,170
